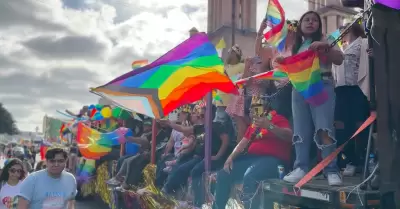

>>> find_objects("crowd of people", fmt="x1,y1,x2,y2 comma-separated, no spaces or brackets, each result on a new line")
0,147,76,209
104,11,372,209
0,9,374,209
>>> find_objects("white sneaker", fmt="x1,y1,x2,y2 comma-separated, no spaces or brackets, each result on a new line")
343,164,356,176
283,168,306,183
327,173,342,186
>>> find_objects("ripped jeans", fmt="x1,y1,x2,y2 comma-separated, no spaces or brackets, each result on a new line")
292,80,338,173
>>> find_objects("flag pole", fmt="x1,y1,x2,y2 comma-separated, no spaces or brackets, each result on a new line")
204,93,213,172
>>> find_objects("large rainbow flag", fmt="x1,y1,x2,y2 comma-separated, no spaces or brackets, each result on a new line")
92,33,237,118
278,50,328,106
264,0,287,52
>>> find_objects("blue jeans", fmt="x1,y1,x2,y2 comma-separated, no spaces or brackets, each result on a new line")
292,80,338,173
162,157,202,193
212,155,283,209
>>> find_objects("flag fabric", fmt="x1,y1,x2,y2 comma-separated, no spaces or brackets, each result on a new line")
215,38,226,49
327,29,342,48
76,158,96,183
76,123,133,159
39,144,48,160
264,0,287,52
92,33,237,118
278,50,328,106
132,60,148,70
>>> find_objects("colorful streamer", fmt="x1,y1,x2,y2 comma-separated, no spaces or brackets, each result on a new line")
92,33,237,119
264,0,287,52
278,50,328,106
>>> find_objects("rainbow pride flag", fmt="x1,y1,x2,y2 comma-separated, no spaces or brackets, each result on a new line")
132,60,148,70
264,0,287,52
92,33,237,118
76,123,133,159
278,50,328,106
76,159,96,183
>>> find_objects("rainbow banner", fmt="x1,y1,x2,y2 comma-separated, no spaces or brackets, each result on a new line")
92,33,237,118
278,50,328,106
264,0,287,52
132,60,148,70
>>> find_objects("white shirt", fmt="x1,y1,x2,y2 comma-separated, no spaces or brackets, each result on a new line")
0,182,21,209
333,37,362,87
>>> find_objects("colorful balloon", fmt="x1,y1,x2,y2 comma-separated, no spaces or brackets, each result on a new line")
100,107,112,118
95,104,103,110
92,112,104,121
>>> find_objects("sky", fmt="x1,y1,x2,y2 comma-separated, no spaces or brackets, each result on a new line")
0,0,307,132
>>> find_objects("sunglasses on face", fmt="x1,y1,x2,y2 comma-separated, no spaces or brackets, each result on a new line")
9,168,22,174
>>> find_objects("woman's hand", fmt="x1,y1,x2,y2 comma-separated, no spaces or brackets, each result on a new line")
367,48,373,57
223,157,233,173
254,116,272,129
258,20,267,35
309,41,330,52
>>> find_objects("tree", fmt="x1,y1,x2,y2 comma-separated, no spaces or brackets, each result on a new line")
0,103,20,135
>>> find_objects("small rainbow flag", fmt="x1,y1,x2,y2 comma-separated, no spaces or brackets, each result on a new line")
132,60,148,70
76,123,133,159
264,0,287,52
278,50,328,106
92,33,237,118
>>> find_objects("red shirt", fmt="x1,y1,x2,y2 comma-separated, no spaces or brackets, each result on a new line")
244,114,291,163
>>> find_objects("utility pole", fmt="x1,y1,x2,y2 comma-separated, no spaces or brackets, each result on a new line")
231,0,236,47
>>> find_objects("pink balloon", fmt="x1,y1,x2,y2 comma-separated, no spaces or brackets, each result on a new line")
375,0,400,9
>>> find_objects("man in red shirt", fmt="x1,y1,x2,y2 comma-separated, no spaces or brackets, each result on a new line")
212,108,293,209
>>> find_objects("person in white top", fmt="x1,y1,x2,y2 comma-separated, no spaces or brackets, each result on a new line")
0,159,25,209
332,22,370,177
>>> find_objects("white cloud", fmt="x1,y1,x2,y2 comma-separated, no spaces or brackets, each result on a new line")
0,0,305,132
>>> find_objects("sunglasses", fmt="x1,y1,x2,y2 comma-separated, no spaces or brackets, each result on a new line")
9,168,22,174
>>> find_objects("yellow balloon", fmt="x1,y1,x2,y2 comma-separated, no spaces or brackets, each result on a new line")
100,107,112,118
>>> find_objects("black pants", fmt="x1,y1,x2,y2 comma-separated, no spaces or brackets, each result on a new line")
335,86,370,168
123,152,150,186
371,4,400,196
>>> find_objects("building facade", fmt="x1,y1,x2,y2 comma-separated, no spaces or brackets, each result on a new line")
205,0,358,59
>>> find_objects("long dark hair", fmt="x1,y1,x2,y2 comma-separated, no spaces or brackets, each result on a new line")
0,159,25,183
292,11,323,55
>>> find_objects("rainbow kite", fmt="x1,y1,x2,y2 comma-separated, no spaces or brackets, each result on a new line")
76,123,133,159
92,33,237,118
278,50,328,106
132,60,148,70
264,0,287,52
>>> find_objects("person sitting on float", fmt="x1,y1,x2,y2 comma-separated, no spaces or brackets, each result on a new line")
155,105,192,188
158,103,231,206
212,94,292,209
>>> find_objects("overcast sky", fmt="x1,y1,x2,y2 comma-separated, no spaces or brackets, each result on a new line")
0,0,307,132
